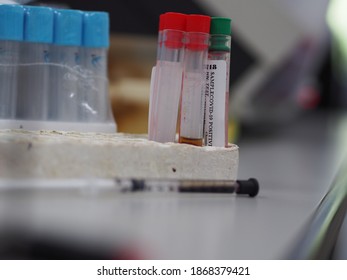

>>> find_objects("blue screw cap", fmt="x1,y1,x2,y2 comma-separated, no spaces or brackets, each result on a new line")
83,12,109,48
54,9,83,46
0,5,25,41
24,6,54,44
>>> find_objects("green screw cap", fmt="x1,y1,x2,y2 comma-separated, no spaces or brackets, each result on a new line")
210,17,231,35
209,17,231,52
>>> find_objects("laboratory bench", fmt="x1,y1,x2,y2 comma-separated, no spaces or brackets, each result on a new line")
0,111,346,260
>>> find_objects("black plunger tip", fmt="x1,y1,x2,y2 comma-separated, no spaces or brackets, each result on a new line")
236,178,259,197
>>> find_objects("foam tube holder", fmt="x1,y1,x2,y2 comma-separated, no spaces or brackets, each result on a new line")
0,120,116,133
0,130,239,180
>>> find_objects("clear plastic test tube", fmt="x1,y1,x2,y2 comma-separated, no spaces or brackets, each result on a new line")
17,6,54,120
156,13,166,60
149,12,186,143
204,17,231,147
81,11,110,122
179,15,210,146
50,9,83,121
148,13,165,138
0,4,24,119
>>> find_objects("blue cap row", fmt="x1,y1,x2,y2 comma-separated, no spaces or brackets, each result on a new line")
0,5,109,48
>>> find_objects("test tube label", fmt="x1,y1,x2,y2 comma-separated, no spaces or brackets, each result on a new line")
204,60,227,147
180,72,205,139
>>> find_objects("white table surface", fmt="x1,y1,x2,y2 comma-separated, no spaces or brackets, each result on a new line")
0,112,343,259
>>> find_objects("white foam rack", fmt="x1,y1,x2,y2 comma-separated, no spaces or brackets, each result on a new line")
0,119,117,134
0,129,239,181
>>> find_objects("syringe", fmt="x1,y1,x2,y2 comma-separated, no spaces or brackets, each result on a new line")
0,178,259,197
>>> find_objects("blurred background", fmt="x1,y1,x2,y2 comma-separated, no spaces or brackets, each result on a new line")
29,0,344,137
2,0,347,260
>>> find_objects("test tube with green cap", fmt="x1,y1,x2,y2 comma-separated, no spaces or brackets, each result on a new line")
204,17,231,147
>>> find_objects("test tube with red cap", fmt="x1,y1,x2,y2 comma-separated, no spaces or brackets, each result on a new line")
148,12,186,143
179,15,211,146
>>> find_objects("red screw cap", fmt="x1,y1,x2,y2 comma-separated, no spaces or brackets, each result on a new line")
164,12,186,31
158,14,166,31
162,12,186,49
186,14,210,33
185,15,210,51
